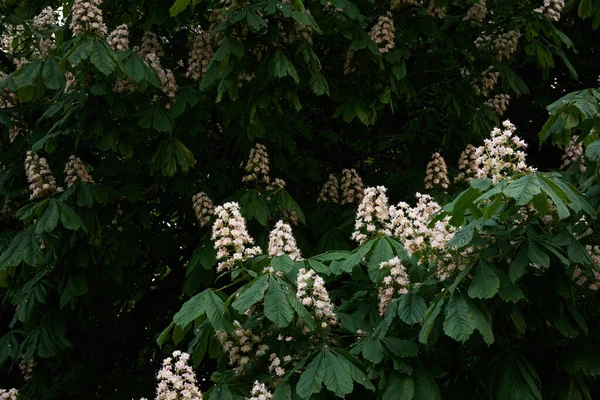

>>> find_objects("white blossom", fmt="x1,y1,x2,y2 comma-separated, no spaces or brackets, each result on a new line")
156,351,202,400
192,192,215,227
64,155,94,187
351,186,391,244
268,220,303,261
424,152,449,191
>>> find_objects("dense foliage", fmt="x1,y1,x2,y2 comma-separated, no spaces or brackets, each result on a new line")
2,0,600,398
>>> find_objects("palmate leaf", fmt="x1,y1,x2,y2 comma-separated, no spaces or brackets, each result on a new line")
90,40,117,76
231,274,269,313
323,350,354,397
397,293,427,324
443,295,476,343
173,290,208,329
264,278,294,327
419,295,446,345
296,351,327,399
468,261,500,299
382,374,414,400
502,174,542,205
0,229,43,268
35,200,59,234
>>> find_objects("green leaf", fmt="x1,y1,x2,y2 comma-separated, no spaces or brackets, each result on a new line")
468,261,500,299
152,137,196,176
418,296,445,345
90,40,117,76
173,291,207,328
528,241,550,267
264,278,294,327
332,349,375,391
467,300,494,345
397,293,427,324
231,274,269,313
381,337,419,358
333,240,374,274
443,295,476,343
382,374,414,400
13,61,42,88
323,350,354,397
273,382,291,400
0,333,19,364
578,0,593,18
43,58,66,90
413,362,442,400
361,338,384,363
309,73,329,96
366,238,394,282
0,229,43,267
170,0,191,16
296,351,327,399
446,222,478,249
35,200,59,234
204,291,230,331
272,255,294,273
124,53,147,82
57,202,84,231
585,140,600,162
209,384,232,400
492,267,525,303
503,174,542,205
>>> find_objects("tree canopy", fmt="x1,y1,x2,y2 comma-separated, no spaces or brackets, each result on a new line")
2,0,600,399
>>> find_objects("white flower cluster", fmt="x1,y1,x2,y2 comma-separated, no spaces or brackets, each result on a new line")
535,0,564,21
248,381,273,400
391,0,424,8
145,53,177,105
192,192,215,227
317,174,340,203
186,30,213,81
33,6,58,32
25,151,63,200
156,351,202,400
493,30,520,62
0,72,18,109
242,143,271,184
378,257,410,315
472,66,499,97
138,32,164,58
70,0,108,36
463,0,487,26
215,320,269,374
426,1,445,19
341,168,365,204
560,135,586,173
455,144,478,183
268,353,286,377
484,93,510,115
19,356,36,381
39,38,55,56
351,186,392,244
0,389,19,400
424,152,449,191
573,246,600,291
65,155,94,187
212,202,262,272
296,268,337,327
107,24,130,51
473,120,533,183
268,220,303,261
369,13,395,54
266,178,286,194
64,71,77,93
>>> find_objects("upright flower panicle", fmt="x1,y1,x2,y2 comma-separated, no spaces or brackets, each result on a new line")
145,53,177,105
19,356,36,381
215,320,269,374
248,381,273,400
351,186,391,244
64,155,94,187
296,268,337,328
369,13,395,54
0,72,18,109
484,93,510,115
107,24,130,51
455,144,478,183
192,192,215,227
70,0,107,36
268,220,303,261
493,30,520,62
186,30,213,81
472,66,499,97
317,174,340,203
535,0,564,21
25,150,63,199
378,257,410,315
464,0,487,26
424,152,449,191
573,245,600,291
156,351,202,400
340,168,364,205
33,6,58,32
473,120,534,183
561,135,586,173
138,32,164,58
212,202,262,272
0,389,19,400
242,144,271,184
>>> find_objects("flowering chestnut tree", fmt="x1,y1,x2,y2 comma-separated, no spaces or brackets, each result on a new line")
2,0,600,398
